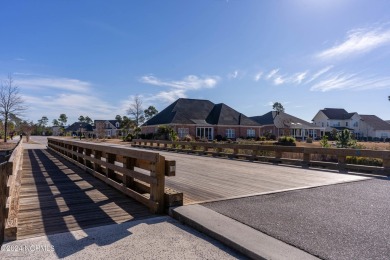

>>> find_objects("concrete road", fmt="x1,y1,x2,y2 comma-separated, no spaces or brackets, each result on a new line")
30,136,48,146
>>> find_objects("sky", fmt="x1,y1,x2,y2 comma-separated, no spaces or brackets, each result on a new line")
1,0,390,125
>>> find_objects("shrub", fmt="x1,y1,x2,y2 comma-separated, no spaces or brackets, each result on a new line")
183,135,193,142
276,136,296,146
215,135,223,141
320,135,330,148
306,137,313,143
346,156,383,166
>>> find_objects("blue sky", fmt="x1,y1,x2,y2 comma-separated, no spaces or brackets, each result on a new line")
1,0,390,124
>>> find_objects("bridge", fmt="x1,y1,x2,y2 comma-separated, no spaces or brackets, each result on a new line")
0,136,380,259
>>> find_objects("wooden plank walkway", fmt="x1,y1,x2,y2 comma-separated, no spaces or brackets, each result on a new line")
157,150,370,204
18,149,153,240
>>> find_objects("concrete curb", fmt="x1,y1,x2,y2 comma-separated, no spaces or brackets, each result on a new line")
171,205,319,260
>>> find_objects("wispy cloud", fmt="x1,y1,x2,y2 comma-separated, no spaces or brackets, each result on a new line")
305,66,333,84
266,69,279,79
254,71,263,81
228,70,239,79
273,76,285,85
317,25,390,60
14,74,92,93
140,74,220,103
293,71,308,84
310,72,390,92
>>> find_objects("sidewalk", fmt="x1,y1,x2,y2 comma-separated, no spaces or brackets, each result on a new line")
0,216,246,260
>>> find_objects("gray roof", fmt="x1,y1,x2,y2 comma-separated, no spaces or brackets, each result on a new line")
251,111,321,128
320,108,356,120
360,115,390,130
143,98,260,126
65,122,93,132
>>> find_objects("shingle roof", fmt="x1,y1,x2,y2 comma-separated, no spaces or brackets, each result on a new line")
360,115,390,130
321,108,356,120
251,111,320,128
65,122,93,132
143,98,259,126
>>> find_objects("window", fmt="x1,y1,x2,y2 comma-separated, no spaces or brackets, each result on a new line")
116,122,120,128
196,127,213,140
226,129,235,139
327,122,329,127
346,122,349,127
247,129,255,137
353,122,358,127
322,122,324,127
178,128,189,139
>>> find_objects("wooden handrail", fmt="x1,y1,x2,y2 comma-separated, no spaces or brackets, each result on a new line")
47,137,175,213
0,139,23,244
132,139,390,175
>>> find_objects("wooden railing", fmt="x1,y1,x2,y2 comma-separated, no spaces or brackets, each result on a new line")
0,139,23,244
48,137,181,214
132,139,390,175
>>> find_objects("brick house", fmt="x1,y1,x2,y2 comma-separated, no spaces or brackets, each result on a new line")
141,98,261,140
250,111,324,140
94,120,121,138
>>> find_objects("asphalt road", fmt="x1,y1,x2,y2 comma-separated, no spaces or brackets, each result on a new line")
203,178,390,260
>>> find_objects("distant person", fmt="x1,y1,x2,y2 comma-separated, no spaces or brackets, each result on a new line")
20,134,23,140
10,133,13,140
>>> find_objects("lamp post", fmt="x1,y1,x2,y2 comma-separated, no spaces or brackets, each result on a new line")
79,124,82,140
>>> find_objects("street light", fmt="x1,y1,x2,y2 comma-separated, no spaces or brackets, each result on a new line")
79,124,82,140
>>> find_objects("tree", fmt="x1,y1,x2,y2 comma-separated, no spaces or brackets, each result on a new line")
144,106,158,121
52,119,60,126
38,116,49,127
78,115,85,123
0,75,26,142
127,95,145,127
336,129,356,148
85,116,93,125
20,120,35,142
58,114,68,126
272,102,285,113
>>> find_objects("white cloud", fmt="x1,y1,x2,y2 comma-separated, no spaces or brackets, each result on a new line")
273,76,285,85
293,71,308,84
140,75,219,90
310,72,390,92
14,74,91,93
317,26,390,60
254,71,263,81
305,65,333,83
23,93,116,123
140,74,220,105
228,70,239,79
266,69,279,79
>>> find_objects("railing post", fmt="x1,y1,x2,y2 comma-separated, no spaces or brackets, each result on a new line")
383,158,390,174
94,150,103,174
77,146,84,164
85,149,92,169
123,157,135,188
338,155,346,171
150,157,165,213
72,145,78,161
303,150,310,167
0,163,8,245
106,153,116,179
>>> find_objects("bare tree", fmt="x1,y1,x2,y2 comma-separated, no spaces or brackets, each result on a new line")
127,95,145,127
0,75,26,142
95,121,106,139
20,121,35,142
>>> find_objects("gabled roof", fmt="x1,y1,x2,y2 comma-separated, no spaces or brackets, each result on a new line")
360,115,390,130
251,111,321,128
320,108,356,120
94,120,120,129
65,122,93,132
143,98,259,126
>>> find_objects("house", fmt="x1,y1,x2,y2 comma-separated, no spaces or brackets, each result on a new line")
312,108,360,133
94,120,121,138
359,115,390,140
51,126,63,136
141,98,261,140
65,122,94,137
250,111,325,140
312,108,390,140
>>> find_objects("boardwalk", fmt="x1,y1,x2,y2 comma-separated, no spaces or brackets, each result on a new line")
18,148,153,240
158,150,369,204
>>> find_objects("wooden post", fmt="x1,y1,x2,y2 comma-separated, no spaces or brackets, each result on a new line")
0,163,9,245
72,145,78,161
303,152,310,167
106,153,116,179
77,146,84,164
94,150,103,174
382,158,390,174
150,156,165,213
85,149,93,169
123,157,135,188
338,155,346,171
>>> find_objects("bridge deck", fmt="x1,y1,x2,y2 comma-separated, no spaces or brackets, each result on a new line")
17,149,153,240
160,150,370,204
